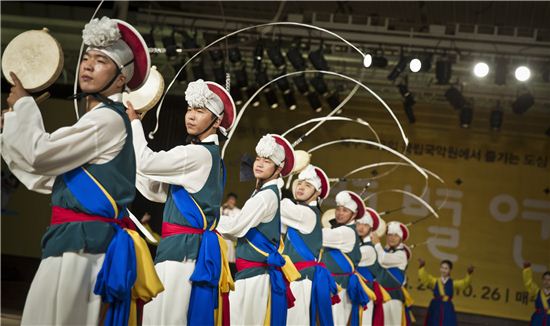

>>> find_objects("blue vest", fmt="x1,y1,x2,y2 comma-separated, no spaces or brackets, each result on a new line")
283,204,322,281
235,184,281,280
42,102,135,258
155,142,223,264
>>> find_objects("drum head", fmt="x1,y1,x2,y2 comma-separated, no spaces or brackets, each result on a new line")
2,29,63,93
321,208,336,228
375,218,387,238
122,66,164,113
292,150,311,174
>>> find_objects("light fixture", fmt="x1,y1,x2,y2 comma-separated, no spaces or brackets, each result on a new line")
473,62,490,78
309,47,329,71
307,92,323,112
436,56,452,84
264,87,279,109
326,92,341,110
398,83,416,123
292,74,309,94
494,58,508,85
287,46,306,70
371,54,388,68
234,66,248,89
512,89,535,114
230,85,243,106
387,56,407,81
162,31,179,60
212,65,226,85
490,101,503,131
253,40,264,71
444,86,466,110
363,54,373,68
246,86,261,107
267,45,286,69
459,102,473,128
515,66,531,82
310,75,329,96
409,58,422,73
283,91,297,111
191,64,206,80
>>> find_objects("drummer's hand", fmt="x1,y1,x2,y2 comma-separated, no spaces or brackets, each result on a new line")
371,232,380,245
467,265,475,274
125,101,141,121
418,258,426,268
7,72,29,108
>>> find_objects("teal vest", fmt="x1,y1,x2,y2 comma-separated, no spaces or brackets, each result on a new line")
320,223,361,288
235,184,281,280
42,102,135,258
283,204,321,281
372,245,406,301
155,143,224,264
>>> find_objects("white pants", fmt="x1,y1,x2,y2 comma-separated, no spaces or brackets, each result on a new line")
332,288,352,326
142,260,195,325
22,252,105,325
230,274,271,325
361,300,374,325
287,278,313,325
383,299,403,326
224,238,236,263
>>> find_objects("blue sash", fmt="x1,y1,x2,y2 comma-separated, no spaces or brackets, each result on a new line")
63,167,124,218
94,225,137,326
171,184,222,326
357,266,374,283
388,267,405,285
245,228,288,326
327,249,369,326
287,228,336,326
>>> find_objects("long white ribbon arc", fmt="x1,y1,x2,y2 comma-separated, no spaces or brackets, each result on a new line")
222,70,408,158
282,116,381,146
150,21,375,140
73,0,105,120
307,138,425,179
364,189,439,218
127,209,158,243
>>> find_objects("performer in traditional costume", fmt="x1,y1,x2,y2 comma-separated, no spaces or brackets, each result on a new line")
216,134,300,326
321,191,376,326
128,78,236,325
282,164,340,326
371,221,412,326
356,208,391,325
418,258,474,326
1,16,163,325
523,262,550,325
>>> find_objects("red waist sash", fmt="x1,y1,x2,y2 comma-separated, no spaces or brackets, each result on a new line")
293,261,326,270
51,206,134,230
162,221,205,238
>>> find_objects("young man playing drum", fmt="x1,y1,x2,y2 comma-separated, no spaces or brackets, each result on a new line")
127,78,236,325
216,134,300,326
282,164,340,326
1,17,163,325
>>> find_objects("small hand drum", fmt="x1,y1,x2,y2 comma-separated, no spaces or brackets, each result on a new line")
122,65,164,114
292,150,311,174
375,218,387,238
321,208,336,228
2,28,64,93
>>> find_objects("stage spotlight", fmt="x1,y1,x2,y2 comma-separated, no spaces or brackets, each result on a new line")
542,63,550,82
212,65,226,85
473,62,490,78
292,74,309,94
398,83,416,123
459,103,473,128
287,46,306,70
495,58,508,85
512,90,535,114
255,68,269,85
246,86,261,107
309,47,329,71
267,46,286,69
363,54,373,68
310,75,329,96
388,56,408,81
209,47,224,63
264,88,279,109
173,62,187,84
228,46,242,63
327,92,341,110
274,70,291,93
436,57,452,84
307,92,323,112
283,91,297,111
143,29,156,50
490,103,503,131
191,64,206,80
409,58,421,73
515,66,531,82
253,41,264,71
230,85,243,106
445,87,466,110
234,66,248,89
182,32,200,56
371,55,388,68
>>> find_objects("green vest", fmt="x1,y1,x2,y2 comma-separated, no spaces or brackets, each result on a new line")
235,184,281,280
155,142,224,264
43,102,135,258
320,223,361,288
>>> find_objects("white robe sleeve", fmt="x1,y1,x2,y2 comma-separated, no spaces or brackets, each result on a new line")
1,96,126,176
216,190,278,238
374,243,407,269
280,199,316,234
358,245,377,267
131,120,213,193
322,227,356,253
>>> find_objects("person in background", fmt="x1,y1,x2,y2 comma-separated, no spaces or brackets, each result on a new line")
418,258,474,326
222,192,241,275
523,262,550,326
